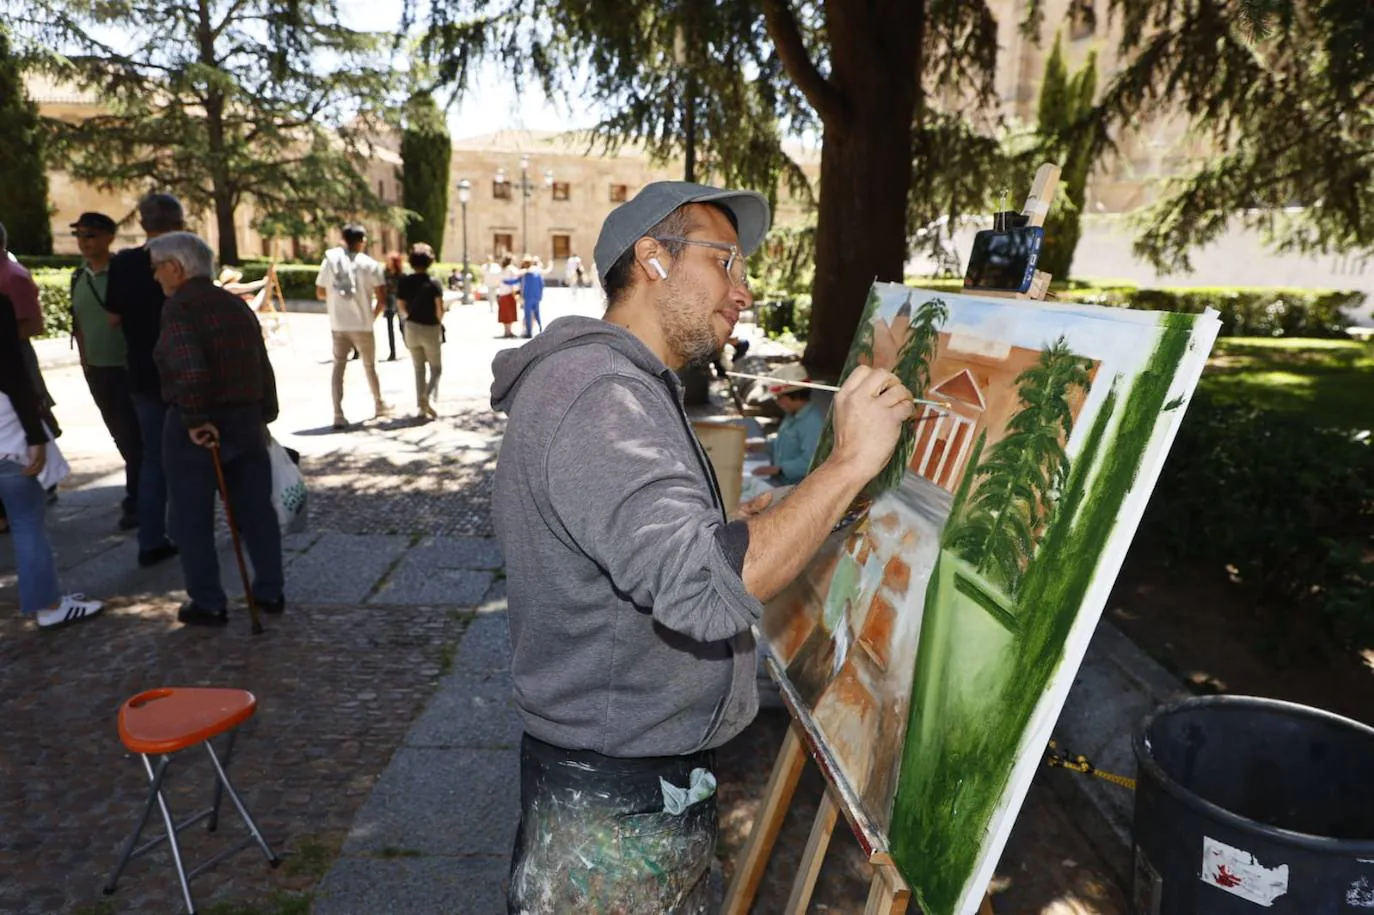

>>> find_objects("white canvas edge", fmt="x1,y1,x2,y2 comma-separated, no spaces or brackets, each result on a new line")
949,308,1222,915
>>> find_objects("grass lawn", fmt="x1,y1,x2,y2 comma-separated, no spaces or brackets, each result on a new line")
1201,337,1374,430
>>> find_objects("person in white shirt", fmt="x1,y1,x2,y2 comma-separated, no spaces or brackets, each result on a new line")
483,256,504,314
315,224,391,430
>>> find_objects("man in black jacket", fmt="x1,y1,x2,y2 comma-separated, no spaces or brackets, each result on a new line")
106,193,183,567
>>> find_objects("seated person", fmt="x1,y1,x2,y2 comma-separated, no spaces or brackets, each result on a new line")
749,362,824,485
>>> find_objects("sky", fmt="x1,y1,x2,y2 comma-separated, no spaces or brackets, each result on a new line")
339,0,602,139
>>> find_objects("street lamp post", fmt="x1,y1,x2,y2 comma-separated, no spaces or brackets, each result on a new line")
457,178,472,305
495,156,554,260
515,154,554,259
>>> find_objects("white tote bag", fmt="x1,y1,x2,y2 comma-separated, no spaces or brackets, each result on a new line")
268,437,307,532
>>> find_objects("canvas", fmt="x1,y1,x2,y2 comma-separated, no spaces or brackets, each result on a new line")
760,282,1219,915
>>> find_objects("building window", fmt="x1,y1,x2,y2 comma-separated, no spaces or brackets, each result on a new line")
493,233,514,256
493,180,512,200
552,181,571,201
1069,0,1096,39
609,184,628,203
552,234,571,260
378,179,386,201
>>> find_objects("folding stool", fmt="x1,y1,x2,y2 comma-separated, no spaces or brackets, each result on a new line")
103,687,280,913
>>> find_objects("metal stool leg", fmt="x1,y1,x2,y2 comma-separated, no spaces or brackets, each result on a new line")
207,729,238,833
147,754,198,914
204,742,281,866
103,754,171,895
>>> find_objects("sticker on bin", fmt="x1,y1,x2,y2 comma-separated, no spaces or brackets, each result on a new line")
1201,837,1289,906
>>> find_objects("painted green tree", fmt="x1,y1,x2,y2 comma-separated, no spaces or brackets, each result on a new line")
1035,33,1097,281
400,91,451,255
943,338,1092,594
809,290,948,496
871,294,949,493
0,27,52,256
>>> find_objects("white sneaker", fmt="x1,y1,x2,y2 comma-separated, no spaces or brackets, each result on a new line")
37,594,104,629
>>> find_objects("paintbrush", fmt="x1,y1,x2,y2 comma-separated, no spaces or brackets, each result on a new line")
725,371,952,410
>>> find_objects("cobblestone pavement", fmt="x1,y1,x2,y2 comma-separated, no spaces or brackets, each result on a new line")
4,290,1129,913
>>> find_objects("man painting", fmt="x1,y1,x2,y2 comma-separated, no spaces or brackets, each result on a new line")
491,181,916,913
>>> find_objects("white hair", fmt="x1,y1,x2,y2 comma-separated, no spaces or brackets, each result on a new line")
146,232,215,279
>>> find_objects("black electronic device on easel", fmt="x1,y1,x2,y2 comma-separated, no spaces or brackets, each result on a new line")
963,164,1061,301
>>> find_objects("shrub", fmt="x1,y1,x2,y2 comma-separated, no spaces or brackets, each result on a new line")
1139,392,1374,646
32,269,73,338
905,279,1365,338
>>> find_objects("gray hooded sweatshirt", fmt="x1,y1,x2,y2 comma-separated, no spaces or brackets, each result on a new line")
491,316,762,758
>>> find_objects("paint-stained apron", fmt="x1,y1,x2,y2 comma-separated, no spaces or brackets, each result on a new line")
507,733,718,915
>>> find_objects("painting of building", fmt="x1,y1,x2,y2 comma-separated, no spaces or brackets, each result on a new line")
761,282,1219,915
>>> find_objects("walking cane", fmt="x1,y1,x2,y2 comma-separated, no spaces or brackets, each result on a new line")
210,442,265,636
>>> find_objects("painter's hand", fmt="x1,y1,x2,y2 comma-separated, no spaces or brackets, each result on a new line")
22,444,46,477
189,423,220,449
826,365,915,483
734,491,774,520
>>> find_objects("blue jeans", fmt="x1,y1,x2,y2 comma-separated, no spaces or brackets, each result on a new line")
0,459,61,614
164,405,283,612
133,395,172,552
523,298,542,336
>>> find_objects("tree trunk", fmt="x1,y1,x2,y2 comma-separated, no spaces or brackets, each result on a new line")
684,75,697,183
804,102,916,379
763,0,922,379
198,0,239,264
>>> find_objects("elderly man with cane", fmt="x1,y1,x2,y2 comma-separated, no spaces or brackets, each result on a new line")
149,232,284,628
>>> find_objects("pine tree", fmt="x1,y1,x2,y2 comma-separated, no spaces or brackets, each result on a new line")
944,338,1092,595
400,92,451,255
16,1,393,264
1036,33,1097,281
0,27,52,255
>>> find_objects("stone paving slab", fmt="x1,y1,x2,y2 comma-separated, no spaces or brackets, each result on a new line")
368,566,494,607
284,532,413,604
405,670,522,750
311,854,510,915
450,610,512,673
339,747,520,856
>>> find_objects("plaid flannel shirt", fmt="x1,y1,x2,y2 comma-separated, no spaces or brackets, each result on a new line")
155,277,279,428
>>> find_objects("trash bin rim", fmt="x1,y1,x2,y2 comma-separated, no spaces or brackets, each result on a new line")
1134,694,1374,853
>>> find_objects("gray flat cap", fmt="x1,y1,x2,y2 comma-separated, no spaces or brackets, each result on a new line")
593,181,771,275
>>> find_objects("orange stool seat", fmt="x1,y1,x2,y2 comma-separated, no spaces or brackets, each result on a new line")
105,686,277,914
118,687,257,755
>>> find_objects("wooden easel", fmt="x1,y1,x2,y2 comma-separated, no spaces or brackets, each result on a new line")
972,162,1061,302
723,667,998,914
250,262,291,346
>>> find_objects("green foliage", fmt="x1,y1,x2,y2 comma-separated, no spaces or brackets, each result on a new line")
1069,285,1362,338
0,27,52,256
31,270,73,337
1139,392,1374,646
1035,33,1097,281
14,1,397,264
944,338,1093,594
400,92,451,254
1091,0,1374,270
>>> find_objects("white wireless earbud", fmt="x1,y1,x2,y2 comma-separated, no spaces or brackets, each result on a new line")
648,258,668,279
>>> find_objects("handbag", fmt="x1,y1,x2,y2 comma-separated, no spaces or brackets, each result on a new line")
268,437,307,532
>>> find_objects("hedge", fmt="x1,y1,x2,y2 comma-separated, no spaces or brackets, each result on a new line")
30,260,485,336
902,279,1365,338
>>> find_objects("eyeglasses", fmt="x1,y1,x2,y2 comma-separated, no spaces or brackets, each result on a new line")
653,236,748,288
71,231,105,239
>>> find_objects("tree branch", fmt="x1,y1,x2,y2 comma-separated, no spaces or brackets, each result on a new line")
760,0,844,127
